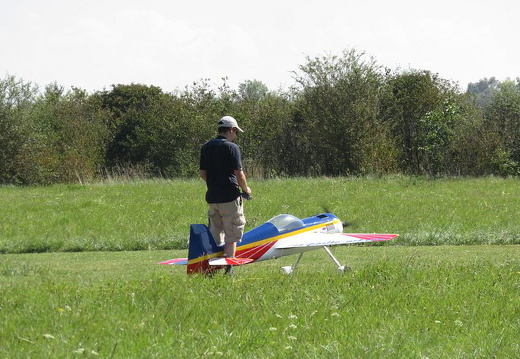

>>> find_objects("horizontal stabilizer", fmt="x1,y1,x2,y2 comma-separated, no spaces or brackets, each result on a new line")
209,257,254,266
159,258,188,265
275,233,398,249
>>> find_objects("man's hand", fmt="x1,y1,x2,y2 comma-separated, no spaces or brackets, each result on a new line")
241,192,252,200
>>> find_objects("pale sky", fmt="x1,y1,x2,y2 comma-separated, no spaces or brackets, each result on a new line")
1,0,518,93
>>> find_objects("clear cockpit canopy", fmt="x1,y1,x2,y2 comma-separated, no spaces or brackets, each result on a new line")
267,214,304,232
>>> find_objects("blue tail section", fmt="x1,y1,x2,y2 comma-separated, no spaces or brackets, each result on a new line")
187,224,223,274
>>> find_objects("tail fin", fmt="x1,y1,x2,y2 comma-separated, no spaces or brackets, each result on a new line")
187,224,223,274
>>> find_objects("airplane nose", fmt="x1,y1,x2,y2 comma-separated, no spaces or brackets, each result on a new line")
328,220,343,233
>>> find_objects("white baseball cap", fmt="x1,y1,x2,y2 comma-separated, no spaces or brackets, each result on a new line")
218,116,244,132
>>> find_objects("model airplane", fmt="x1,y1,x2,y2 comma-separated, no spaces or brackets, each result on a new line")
160,213,398,274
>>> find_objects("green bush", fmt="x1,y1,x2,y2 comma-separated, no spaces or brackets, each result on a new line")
1,53,519,185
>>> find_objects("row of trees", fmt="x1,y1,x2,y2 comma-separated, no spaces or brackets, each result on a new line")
1,49,519,185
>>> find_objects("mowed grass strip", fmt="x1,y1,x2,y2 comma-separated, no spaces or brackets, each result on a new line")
0,176,519,254
1,246,518,358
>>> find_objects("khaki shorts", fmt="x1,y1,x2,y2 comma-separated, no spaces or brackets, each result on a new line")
208,197,246,245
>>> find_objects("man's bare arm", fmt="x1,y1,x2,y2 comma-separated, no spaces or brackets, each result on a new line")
234,169,251,194
200,170,207,182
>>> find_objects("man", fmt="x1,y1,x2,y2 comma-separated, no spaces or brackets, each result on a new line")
199,116,252,274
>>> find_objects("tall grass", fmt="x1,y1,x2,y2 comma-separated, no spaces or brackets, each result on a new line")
1,246,518,358
0,177,518,254
1,177,519,357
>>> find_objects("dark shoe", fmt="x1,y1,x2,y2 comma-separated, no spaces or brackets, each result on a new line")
224,265,234,276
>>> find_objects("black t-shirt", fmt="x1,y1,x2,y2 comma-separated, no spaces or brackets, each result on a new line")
200,136,243,203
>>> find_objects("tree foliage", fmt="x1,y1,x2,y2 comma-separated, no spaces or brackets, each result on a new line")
483,80,520,175
467,77,500,107
0,75,39,184
290,50,384,175
1,51,519,185
380,70,460,175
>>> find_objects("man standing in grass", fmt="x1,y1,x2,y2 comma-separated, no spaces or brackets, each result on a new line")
199,116,252,275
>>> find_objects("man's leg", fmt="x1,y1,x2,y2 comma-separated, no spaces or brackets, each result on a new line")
208,204,224,246
221,198,245,275
223,242,236,275
224,241,236,258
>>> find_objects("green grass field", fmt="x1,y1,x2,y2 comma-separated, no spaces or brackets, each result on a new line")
1,246,518,358
1,177,519,253
1,177,519,357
